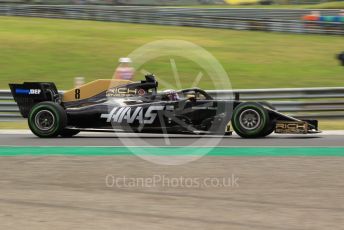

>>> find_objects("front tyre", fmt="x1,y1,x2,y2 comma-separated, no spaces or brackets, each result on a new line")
28,102,67,138
259,102,276,137
231,102,270,138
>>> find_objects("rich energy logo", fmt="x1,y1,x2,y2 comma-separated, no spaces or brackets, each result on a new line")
275,121,308,134
106,87,146,97
101,105,173,124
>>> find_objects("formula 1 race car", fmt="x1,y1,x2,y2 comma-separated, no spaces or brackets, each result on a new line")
9,74,320,138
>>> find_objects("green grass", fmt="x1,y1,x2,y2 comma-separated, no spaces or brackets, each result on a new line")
0,16,343,90
310,1,344,9
0,121,28,129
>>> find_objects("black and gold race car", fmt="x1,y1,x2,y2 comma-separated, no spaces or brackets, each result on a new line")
9,74,319,138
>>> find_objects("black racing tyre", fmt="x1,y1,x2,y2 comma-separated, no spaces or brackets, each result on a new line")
231,102,270,138
258,102,276,137
59,129,80,137
28,102,67,138
260,120,276,137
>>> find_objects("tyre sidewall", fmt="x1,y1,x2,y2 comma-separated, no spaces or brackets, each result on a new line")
232,102,269,138
259,102,276,136
28,102,66,138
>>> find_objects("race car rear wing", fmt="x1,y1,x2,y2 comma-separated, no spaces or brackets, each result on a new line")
9,82,60,118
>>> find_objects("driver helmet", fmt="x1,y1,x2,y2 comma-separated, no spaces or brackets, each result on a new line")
163,89,179,101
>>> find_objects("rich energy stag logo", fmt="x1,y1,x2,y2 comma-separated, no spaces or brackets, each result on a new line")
101,105,174,124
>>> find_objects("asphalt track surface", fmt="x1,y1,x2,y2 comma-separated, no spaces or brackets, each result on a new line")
0,131,344,146
1,131,344,229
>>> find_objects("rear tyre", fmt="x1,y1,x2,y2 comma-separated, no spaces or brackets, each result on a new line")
60,129,80,137
231,102,270,138
28,102,67,138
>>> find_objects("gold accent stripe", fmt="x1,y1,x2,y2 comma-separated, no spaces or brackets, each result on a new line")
62,79,133,102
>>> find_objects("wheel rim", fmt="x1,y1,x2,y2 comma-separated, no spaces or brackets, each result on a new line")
34,110,55,131
239,109,261,130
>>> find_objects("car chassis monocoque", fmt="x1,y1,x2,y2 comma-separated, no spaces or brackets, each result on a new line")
10,74,320,138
